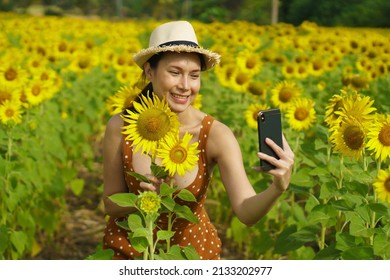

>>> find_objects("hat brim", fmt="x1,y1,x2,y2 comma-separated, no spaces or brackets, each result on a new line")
133,45,221,71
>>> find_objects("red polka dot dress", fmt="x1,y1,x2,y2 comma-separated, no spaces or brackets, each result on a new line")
103,115,222,259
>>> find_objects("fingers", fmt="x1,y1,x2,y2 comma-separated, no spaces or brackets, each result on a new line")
139,174,160,192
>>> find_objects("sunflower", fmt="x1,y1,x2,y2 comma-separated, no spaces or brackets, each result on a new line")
373,166,390,204
329,116,366,159
336,90,376,130
244,103,270,129
121,93,180,155
106,84,139,115
157,131,200,177
0,84,19,105
0,63,29,88
366,114,390,163
0,99,23,125
246,81,268,99
192,94,202,110
271,80,302,112
137,191,161,215
24,79,49,106
285,98,316,131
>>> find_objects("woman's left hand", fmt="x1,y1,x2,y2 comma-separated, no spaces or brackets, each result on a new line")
255,134,295,193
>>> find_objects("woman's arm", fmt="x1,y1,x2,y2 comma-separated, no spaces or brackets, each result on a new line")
102,114,136,217
208,122,294,226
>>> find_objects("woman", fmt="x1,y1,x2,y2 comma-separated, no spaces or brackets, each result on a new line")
102,21,294,259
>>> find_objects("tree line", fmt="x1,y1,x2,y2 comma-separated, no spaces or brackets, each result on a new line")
1,0,389,27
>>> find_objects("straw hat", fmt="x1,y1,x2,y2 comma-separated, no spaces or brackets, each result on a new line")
133,21,220,71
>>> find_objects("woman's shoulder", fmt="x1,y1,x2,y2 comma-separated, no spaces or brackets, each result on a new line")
105,113,124,136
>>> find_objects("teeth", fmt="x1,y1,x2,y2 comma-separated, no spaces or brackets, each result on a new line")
172,93,188,99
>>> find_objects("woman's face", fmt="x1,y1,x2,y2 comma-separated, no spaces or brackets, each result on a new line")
145,52,201,113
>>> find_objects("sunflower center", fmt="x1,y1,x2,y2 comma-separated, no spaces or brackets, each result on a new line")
169,145,187,164
294,108,309,121
236,73,249,86
385,177,390,192
32,85,41,96
279,87,293,103
5,108,15,118
0,91,12,104
253,111,259,122
344,125,364,150
248,83,265,96
78,58,90,69
378,124,390,146
137,108,171,141
5,68,17,81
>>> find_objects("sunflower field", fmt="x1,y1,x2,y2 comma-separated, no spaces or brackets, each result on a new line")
0,12,390,260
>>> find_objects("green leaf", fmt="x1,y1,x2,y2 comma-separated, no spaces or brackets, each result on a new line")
160,182,176,197
314,245,341,260
349,214,372,238
116,219,130,231
10,231,27,255
69,178,84,196
341,246,374,260
308,204,337,227
86,244,114,260
335,232,363,251
369,203,390,217
331,199,355,211
151,162,168,179
127,171,150,183
157,230,175,241
0,226,9,255
183,245,200,260
288,226,318,243
274,225,304,254
129,235,148,253
290,167,316,188
373,231,390,258
161,196,175,211
176,189,197,202
173,205,198,224
156,245,186,260
132,228,149,239
127,213,144,232
108,193,138,208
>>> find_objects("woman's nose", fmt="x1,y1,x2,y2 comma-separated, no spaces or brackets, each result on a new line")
178,76,190,91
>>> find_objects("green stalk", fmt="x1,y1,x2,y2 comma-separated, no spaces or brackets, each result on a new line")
146,216,155,260
319,225,326,250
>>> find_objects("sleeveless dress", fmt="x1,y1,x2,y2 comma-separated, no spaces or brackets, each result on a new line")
103,115,222,260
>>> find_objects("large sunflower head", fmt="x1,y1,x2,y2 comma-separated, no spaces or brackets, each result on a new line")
366,114,390,163
286,97,316,131
121,93,180,155
373,166,390,204
157,131,200,177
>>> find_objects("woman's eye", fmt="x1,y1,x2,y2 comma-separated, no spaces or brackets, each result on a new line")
191,74,200,79
169,71,179,76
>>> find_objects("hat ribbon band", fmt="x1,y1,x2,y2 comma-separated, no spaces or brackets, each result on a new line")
158,40,199,48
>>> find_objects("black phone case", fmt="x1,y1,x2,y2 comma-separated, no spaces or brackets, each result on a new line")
257,109,283,171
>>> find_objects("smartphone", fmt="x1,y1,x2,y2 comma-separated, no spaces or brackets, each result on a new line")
257,108,283,171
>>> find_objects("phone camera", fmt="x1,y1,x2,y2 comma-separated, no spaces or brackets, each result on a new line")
260,113,265,122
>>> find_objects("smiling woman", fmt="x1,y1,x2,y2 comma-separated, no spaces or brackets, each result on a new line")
102,20,294,260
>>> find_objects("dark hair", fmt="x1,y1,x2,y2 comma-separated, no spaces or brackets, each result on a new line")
122,51,205,116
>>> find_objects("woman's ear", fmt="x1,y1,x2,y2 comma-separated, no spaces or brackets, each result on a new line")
144,62,152,80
